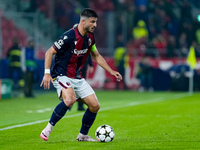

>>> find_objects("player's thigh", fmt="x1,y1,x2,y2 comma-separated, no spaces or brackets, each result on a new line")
61,87,76,106
82,94,100,113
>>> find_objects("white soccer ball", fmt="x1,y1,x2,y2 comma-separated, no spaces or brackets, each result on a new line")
95,124,115,142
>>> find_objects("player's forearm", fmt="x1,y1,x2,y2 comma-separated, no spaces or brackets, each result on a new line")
45,55,52,71
95,55,113,74
44,47,55,70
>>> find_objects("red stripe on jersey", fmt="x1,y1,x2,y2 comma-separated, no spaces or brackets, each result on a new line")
79,33,94,78
66,28,84,78
79,49,91,78
53,45,59,52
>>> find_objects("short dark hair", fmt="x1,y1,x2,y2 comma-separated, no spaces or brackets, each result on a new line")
80,8,98,18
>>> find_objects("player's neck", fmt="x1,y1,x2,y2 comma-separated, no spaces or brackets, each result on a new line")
78,25,87,36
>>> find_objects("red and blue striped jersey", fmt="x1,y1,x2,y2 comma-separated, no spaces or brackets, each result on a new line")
51,27,95,79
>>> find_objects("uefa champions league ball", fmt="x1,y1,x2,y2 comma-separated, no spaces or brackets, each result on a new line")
95,125,115,142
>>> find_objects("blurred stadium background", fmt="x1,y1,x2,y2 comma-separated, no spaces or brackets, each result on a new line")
0,0,200,99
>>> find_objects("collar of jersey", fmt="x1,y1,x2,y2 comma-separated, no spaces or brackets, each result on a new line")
75,26,88,38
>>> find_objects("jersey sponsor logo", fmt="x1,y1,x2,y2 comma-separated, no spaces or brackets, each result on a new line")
73,48,88,55
54,39,64,49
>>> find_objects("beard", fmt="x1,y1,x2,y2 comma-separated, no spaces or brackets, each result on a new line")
85,25,94,33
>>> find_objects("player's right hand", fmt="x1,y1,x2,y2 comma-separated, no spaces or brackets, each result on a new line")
40,74,53,89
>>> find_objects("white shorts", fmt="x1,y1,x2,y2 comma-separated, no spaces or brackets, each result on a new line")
53,76,95,100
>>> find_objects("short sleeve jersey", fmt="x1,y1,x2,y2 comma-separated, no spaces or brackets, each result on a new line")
51,27,95,79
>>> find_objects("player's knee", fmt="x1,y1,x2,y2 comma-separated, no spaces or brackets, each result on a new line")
95,103,100,112
90,103,100,113
63,95,76,107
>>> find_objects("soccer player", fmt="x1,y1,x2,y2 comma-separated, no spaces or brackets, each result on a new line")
40,8,122,141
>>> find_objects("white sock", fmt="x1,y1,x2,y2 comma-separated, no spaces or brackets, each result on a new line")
46,122,54,131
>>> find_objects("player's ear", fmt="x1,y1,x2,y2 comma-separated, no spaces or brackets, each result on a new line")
82,19,86,25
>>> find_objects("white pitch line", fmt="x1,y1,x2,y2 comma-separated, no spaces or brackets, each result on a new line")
100,93,187,112
0,113,84,131
0,93,189,131
26,108,52,114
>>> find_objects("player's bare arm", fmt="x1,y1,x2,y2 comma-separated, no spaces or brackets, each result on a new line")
40,46,57,89
91,49,122,82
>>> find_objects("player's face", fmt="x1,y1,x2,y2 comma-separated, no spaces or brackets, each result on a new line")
84,17,97,33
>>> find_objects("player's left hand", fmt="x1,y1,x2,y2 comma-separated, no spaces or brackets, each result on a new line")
111,71,122,82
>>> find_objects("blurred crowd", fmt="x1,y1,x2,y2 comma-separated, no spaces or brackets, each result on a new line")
12,0,200,58
2,0,200,93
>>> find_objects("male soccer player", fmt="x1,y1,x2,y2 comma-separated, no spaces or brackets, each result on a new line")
40,8,122,141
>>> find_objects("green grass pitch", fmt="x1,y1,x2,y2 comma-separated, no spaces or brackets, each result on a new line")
0,91,200,150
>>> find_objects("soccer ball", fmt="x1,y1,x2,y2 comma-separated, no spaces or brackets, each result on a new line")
95,124,115,142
